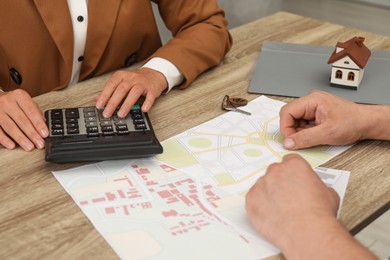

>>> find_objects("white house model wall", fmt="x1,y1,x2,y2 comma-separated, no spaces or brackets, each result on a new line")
327,36,371,90
330,55,364,88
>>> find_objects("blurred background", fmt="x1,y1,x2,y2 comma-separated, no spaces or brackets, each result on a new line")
219,0,390,34
155,0,390,43
153,2,390,258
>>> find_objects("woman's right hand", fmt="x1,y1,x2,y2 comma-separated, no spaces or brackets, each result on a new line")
0,89,48,151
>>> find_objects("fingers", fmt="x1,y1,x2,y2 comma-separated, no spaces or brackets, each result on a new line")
96,69,167,117
96,72,126,117
281,154,314,172
17,92,49,138
280,91,343,150
13,91,47,149
0,116,36,151
117,85,144,117
266,154,311,175
283,124,328,150
0,90,47,151
103,80,142,118
0,127,16,150
141,91,157,113
96,71,122,110
117,81,160,115
280,97,317,138
279,104,300,138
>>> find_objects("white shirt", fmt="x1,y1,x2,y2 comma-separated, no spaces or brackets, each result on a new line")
66,0,183,92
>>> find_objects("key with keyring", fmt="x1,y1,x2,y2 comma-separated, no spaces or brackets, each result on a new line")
223,105,252,115
221,95,251,115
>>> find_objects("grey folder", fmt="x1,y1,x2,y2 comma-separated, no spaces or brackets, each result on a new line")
248,41,390,105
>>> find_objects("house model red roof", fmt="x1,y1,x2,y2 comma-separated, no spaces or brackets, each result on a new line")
327,36,371,69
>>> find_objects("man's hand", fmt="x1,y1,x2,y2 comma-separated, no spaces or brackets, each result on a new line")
245,154,340,250
279,90,370,149
95,68,167,118
0,89,48,151
245,154,377,260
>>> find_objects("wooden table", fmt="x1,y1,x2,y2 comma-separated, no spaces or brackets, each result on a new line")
1,12,389,259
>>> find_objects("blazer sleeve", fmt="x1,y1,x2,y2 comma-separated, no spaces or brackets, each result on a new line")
148,0,233,89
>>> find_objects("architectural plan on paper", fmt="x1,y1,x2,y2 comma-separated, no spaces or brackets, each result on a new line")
156,95,350,195
52,159,279,260
52,96,352,259
52,159,349,260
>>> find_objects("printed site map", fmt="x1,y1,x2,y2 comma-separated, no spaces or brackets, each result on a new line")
156,95,350,195
52,96,351,260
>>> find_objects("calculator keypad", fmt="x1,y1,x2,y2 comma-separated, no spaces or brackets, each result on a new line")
48,104,149,137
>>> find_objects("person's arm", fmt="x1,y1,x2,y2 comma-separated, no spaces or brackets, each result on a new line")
96,0,232,117
96,67,168,117
142,57,184,94
0,89,48,151
359,104,390,141
245,154,377,260
148,0,232,89
279,90,390,150
96,56,185,118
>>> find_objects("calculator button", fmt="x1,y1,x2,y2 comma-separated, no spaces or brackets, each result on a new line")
102,131,114,136
131,104,141,110
51,129,64,135
51,124,64,129
67,123,78,129
66,118,78,124
117,130,130,135
116,124,128,131
65,108,79,118
130,106,141,113
132,113,143,120
52,119,63,124
133,118,145,124
85,116,97,122
86,121,98,127
84,111,96,117
114,119,127,125
51,110,63,119
87,132,100,137
135,123,147,130
87,126,99,133
131,109,141,114
67,128,80,134
83,107,95,112
100,120,112,126
101,125,113,132
130,108,141,114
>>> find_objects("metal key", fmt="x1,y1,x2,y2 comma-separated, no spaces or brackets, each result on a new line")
222,105,251,115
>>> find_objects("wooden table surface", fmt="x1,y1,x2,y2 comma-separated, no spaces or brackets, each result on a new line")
1,12,389,259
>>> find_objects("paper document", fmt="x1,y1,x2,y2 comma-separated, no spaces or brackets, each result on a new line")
157,96,350,195
52,159,349,260
52,96,351,259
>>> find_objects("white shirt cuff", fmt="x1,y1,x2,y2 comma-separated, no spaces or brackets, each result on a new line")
142,57,184,93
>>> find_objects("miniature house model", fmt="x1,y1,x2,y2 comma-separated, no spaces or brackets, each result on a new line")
327,36,371,90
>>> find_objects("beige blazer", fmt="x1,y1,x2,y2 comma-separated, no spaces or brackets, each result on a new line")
0,1,232,97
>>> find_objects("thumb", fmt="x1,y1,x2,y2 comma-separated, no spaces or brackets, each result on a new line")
283,126,326,150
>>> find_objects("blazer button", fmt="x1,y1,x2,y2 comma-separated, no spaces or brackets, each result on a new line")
124,53,139,67
9,68,22,85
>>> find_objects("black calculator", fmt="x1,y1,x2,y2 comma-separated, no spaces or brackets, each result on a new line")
44,102,163,163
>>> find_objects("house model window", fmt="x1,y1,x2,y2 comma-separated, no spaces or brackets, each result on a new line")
327,36,371,90
336,70,342,79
